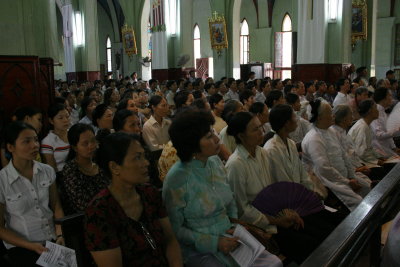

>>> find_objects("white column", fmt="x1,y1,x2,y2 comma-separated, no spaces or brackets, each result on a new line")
297,0,327,64
370,0,378,77
151,0,168,70
62,1,75,73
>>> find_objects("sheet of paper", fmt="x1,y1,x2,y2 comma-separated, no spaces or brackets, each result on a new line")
229,224,265,267
36,241,77,267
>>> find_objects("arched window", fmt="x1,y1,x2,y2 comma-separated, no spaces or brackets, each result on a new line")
281,14,292,79
194,24,201,69
106,37,112,72
240,19,249,64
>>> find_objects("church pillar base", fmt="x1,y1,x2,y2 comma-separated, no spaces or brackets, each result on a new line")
292,64,351,84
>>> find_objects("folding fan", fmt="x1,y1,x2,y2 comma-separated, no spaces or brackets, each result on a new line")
252,181,324,217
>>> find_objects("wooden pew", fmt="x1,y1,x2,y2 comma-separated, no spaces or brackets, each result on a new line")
301,163,400,267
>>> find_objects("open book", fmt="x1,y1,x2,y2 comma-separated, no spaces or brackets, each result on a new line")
229,224,265,267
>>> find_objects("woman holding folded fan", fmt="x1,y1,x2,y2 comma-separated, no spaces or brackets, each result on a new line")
163,110,281,267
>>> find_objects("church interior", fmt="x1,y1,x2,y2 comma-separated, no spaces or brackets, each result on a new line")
0,0,400,266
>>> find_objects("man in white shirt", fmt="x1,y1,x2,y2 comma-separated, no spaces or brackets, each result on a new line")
224,79,240,102
302,101,370,211
255,80,271,104
371,87,400,157
333,78,352,107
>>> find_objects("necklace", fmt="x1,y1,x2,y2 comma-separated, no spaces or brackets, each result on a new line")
77,160,97,175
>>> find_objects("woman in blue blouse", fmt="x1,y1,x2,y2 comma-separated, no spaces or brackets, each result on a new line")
163,109,281,267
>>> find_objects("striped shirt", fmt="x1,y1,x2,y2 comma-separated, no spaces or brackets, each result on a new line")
40,131,70,171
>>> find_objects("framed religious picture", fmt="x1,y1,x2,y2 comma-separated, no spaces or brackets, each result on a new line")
394,24,400,66
208,12,228,52
121,24,137,57
351,2,367,46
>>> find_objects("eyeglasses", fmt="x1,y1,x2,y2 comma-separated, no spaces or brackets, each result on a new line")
140,222,157,250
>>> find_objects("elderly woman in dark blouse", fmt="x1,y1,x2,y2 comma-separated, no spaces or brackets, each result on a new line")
58,123,109,215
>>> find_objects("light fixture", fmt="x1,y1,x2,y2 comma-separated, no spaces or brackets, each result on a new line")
328,0,338,22
168,0,177,35
73,11,85,46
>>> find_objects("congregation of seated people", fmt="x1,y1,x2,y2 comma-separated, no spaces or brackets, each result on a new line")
1,68,400,267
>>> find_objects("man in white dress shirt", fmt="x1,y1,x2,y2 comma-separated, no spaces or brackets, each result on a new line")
370,87,400,157
302,100,370,211
333,78,352,107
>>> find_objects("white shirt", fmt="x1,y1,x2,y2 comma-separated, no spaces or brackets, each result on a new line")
302,127,362,211
387,102,400,134
142,115,171,151
0,160,56,248
370,104,398,157
288,114,311,144
348,119,383,165
219,126,237,154
263,134,314,191
40,131,70,171
333,92,352,107
330,125,363,168
166,91,176,106
255,92,267,103
225,145,277,233
224,89,240,102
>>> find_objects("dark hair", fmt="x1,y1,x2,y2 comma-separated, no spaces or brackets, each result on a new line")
80,97,97,119
271,79,281,89
149,79,157,86
265,90,283,108
204,83,214,93
116,98,130,111
249,102,265,115
192,90,204,99
227,112,254,144
246,82,255,90
239,90,254,104
356,66,367,74
55,97,67,105
309,99,323,123
92,104,110,127
184,81,192,89
304,82,314,91
66,123,95,161
336,78,349,91
103,88,114,106
166,80,177,89
283,84,294,96
285,92,299,105
209,93,223,110
260,80,269,90
113,109,137,132
174,91,191,110
269,104,293,132
149,95,163,112
13,106,41,121
227,79,236,88
222,100,242,123
386,70,395,76
192,98,208,110
373,87,389,103
121,89,135,100
169,110,215,162
96,132,142,177
48,103,67,120
358,99,375,117
5,121,36,150
73,89,83,98
315,81,326,90
84,87,97,98
215,80,224,89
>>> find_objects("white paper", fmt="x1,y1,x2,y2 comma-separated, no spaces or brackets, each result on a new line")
229,224,265,267
36,241,77,267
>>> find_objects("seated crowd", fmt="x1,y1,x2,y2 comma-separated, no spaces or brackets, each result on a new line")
0,68,400,266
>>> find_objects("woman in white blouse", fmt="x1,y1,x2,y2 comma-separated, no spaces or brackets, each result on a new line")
40,103,70,172
0,122,64,266
142,95,171,152
263,104,314,191
225,112,333,264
